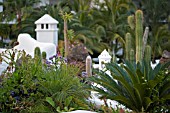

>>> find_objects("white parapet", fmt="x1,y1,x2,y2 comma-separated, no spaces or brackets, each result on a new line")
14,33,56,59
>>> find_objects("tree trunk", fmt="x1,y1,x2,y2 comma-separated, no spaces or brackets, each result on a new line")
17,11,22,31
64,19,69,58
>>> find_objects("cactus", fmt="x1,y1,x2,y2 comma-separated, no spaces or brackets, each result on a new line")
130,49,135,63
34,47,41,58
125,33,132,60
128,15,135,30
142,27,149,57
135,10,143,63
144,45,151,63
34,47,42,64
86,56,92,77
125,10,151,65
42,51,47,59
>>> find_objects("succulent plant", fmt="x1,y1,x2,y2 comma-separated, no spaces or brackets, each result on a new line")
128,15,135,30
34,47,41,58
125,10,150,64
86,56,92,77
42,51,47,59
144,45,151,63
125,33,132,61
135,10,143,63
130,49,135,63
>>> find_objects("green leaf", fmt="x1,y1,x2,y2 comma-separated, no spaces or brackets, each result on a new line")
56,106,61,112
46,97,55,108
64,96,73,107
160,80,170,97
112,95,137,111
162,94,170,100
143,97,153,110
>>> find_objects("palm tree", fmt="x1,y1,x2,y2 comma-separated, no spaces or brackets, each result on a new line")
90,0,136,57
61,12,73,58
0,0,40,35
69,0,136,56
59,0,107,54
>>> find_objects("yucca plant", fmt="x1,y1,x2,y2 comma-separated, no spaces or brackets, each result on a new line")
89,60,170,112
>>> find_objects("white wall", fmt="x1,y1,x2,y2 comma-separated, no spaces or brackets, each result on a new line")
36,30,58,46
0,0,3,12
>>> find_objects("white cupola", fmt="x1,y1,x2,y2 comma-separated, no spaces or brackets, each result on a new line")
98,49,112,70
35,14,59,46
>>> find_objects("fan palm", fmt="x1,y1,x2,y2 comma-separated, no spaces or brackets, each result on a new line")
89,61,170,112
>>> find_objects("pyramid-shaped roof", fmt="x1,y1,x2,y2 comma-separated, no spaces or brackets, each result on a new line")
98,49,112,59
35,14,59,24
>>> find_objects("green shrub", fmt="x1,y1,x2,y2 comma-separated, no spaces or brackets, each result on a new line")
88,61,170,112
29,64,90,112
0,49,44,112
0,49,90,112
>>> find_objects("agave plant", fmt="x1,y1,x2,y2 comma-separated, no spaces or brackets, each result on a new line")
89,61,170,112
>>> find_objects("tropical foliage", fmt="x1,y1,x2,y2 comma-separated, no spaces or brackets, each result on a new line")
0,0,170,112
70,0,136,55
0,0,169,60
0,24,10,47
0,49,90,112
0,0,40,35
89,61,170,112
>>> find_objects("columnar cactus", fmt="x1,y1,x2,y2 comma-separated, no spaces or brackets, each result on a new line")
42,51,47,59
128,15,135,30
86,56,92,77
34,47,42,64
125,33,132,60
34,47,41,58
125,10,151,64
42,51,47,64
130,49,135,63
142,27,149,57
144,45,151,63
135,10,143,63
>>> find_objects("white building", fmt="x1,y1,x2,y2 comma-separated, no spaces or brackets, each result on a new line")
98,49,112,71
35,14,59,46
